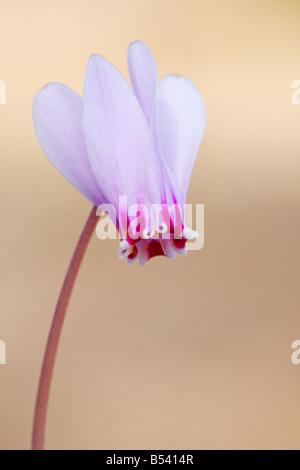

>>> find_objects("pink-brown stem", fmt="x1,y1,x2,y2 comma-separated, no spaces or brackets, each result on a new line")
31,206,98,450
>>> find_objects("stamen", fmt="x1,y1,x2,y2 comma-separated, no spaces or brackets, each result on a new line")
159,237,167,255
157,222,168,234
142,228,155,239
182,227,199,240
119,239,132,251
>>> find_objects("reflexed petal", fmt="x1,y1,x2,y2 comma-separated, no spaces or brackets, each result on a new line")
154,75,206,203
33,83,103,205
83,55,151,213
128,40,158,125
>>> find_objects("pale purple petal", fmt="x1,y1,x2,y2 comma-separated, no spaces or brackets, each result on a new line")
33,83,103,205
128,40,158,125
154,75,206,203
144,122,185,238
83,55,151,213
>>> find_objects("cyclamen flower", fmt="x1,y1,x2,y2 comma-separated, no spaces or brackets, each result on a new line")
33,41,206,265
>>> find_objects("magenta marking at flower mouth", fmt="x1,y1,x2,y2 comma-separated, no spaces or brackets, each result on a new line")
115,196,189,262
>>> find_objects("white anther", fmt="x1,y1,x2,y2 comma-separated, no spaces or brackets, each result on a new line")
142,228,155,239
157,222,168,234
119,239,132,251
182,227,199,240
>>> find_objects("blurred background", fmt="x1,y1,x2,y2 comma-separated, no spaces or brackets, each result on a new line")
0,0,300,450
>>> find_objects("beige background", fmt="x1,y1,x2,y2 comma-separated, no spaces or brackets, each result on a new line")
0,0,300,450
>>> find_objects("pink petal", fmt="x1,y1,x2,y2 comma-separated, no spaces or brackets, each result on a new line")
33,83,103,205
83,55,151,214
128,40,158,125
154,75,206,203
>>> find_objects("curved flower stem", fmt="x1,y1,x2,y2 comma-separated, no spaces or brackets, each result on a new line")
32,206,98,450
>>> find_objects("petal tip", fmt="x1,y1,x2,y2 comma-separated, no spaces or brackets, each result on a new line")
129,39,147,49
